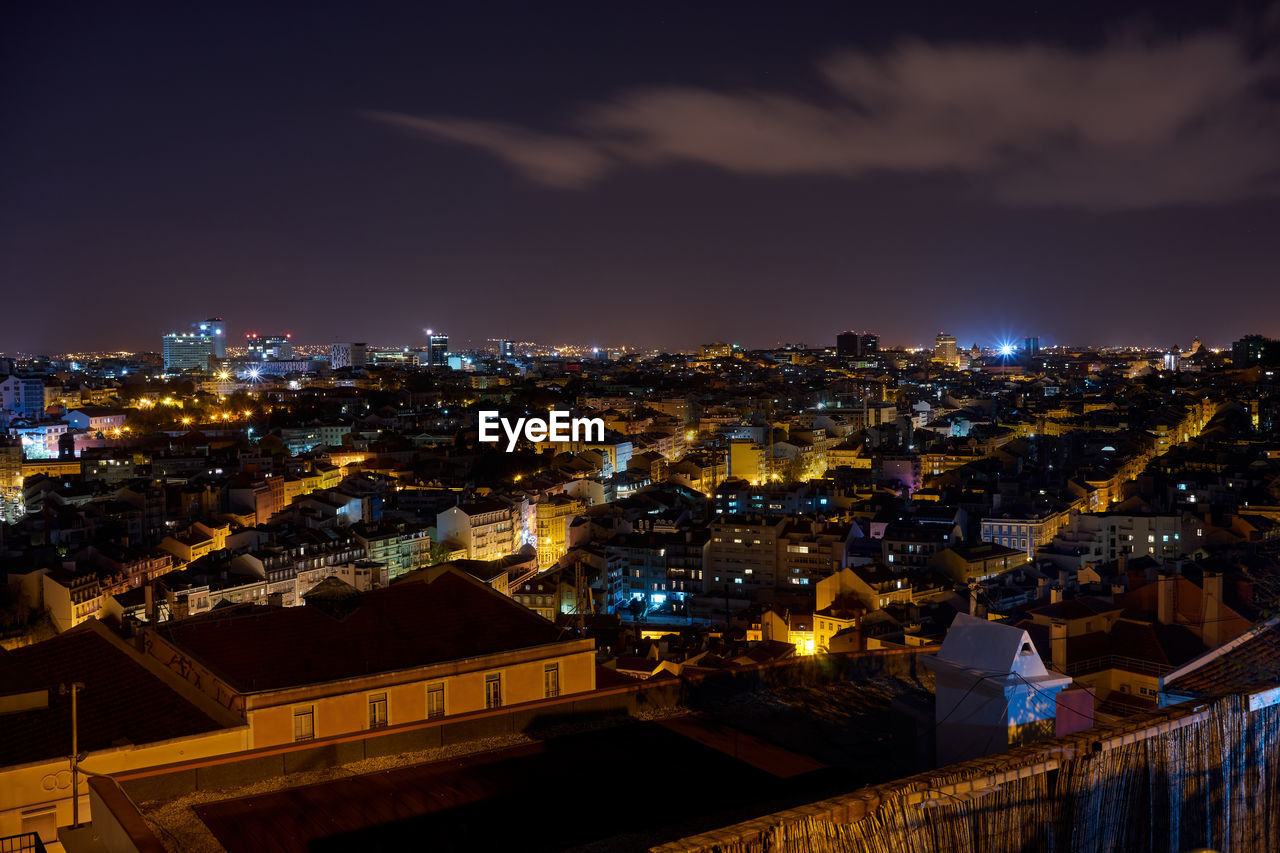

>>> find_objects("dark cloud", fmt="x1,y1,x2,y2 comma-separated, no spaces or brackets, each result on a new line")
368,32,1279,208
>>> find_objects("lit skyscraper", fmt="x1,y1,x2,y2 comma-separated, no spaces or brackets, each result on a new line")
933,332,958,367
195,318,226,358
246,333,293,360
162,317,226,373
427,331,449,367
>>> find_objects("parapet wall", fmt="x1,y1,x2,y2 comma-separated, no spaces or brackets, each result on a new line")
98,647,933,851
652,690,1280,853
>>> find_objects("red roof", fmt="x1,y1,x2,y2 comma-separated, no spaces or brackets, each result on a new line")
1166,624,1280,696
154,570,565,693
0,625,225,767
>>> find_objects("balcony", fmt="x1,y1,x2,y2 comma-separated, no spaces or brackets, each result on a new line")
0,834,46,853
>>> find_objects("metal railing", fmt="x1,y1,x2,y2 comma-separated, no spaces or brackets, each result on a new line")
1064,655,1169,677
0,833,47,853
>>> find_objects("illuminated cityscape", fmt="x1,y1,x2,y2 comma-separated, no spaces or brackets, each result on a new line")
4,3,1280,853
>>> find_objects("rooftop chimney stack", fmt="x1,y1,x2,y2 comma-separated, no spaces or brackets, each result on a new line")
1158,573,1175,625
1203,571,1223,648
1050,618,1068,673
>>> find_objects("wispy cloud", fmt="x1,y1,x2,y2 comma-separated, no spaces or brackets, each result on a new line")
364,31,1280,208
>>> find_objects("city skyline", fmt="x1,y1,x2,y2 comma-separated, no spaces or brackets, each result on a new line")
0,322,1270,360
6,4,1280,847
5,0,1280,353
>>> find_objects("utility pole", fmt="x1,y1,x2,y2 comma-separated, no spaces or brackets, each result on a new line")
61,681,85,828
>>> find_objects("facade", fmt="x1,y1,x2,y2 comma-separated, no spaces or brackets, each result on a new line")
608,533,671,606
535,494,582,569
1231,333,1273,366
933,332,959,367
981,507,1072,560
145,568,596,748
924,613,1072,766
436,500,518,561
706,515,787,591
512,574,563,620
0,375,46,417
162,317,226,372
776,519,858,585
42,569,104,632
1047,512,1184,563
880,522,956,570
351,521,431,581
836,331,879,358
0,622,246,848
427,332,449,367
246,332,294,360
331,341,368,369
62,406,127,434
932,542,1029,583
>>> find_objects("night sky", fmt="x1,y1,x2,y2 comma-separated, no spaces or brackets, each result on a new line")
3,0,1279,354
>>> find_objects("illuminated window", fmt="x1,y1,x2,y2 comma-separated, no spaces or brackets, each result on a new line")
293,707,314,742
426,683,445,719
368,693,388,729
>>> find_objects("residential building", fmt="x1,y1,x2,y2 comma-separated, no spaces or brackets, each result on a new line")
146,567,595,748
0,375,46,417
436,500,518,561
535,494,582,569
981,506,1073,560
932,542,1029,583
351,521,432,581
923,614,1073,765
706,515,787,591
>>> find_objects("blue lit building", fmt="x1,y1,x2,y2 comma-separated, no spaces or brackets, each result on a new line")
0,375,47,418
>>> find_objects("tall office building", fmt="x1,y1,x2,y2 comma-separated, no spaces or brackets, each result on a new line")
427,331,449,367
1024,336,1041,356
195,318,226,358
1232,334,1273,366
836,331,879,358
246,333,293,360
331,342,368,369
162,317,225,373
497,340,515,361
933,332,958,367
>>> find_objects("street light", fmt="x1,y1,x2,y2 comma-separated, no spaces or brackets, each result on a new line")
59,682,86,827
